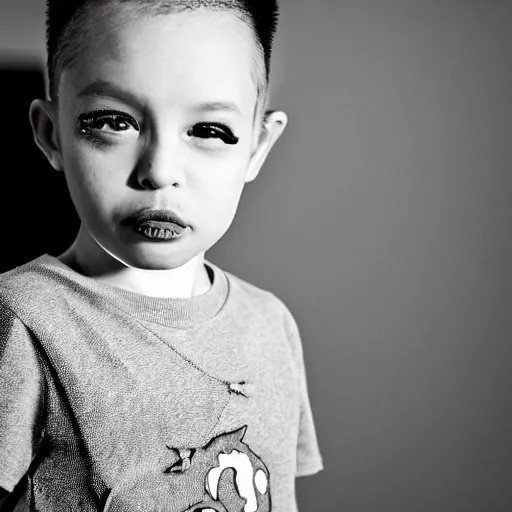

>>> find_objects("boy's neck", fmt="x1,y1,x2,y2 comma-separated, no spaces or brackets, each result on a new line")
57,227,212,298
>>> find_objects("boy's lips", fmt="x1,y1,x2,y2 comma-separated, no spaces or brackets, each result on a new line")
124,208,187,227
123,208,189,241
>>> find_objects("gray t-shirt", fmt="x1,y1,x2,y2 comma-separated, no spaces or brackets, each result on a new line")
0,255,323,512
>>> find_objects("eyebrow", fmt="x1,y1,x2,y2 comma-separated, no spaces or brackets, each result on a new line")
193,102,241,115
78,80,141,108
78,79,242,115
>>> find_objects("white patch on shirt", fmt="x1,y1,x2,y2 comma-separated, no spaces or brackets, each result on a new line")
254,469,268,495
207,449,263,512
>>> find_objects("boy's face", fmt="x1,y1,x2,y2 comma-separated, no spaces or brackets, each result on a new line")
35,8,286,270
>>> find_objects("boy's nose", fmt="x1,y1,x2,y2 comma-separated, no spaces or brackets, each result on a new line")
136,139,187,190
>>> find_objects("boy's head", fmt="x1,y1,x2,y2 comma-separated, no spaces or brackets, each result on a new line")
46,0,279,110
30,0,287,272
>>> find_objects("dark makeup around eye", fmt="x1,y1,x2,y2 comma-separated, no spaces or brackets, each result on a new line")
189,123,239,145
77,110,141,133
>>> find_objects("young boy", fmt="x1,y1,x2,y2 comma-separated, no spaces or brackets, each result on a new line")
0,0,323,510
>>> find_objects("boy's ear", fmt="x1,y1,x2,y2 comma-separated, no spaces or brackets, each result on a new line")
29,99,63,171
245,110,288,183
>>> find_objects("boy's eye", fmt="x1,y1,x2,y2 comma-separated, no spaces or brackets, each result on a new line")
187,123,239,145
77,110,140,135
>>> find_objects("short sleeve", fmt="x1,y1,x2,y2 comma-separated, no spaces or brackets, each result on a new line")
0,303,45,492
280,301,324,477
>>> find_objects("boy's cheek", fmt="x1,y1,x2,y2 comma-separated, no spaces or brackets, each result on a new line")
62,144,130,183
62,158,125,217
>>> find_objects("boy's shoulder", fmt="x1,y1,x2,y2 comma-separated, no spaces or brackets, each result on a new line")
0,256,48,289
220,263,284,305
0,256,55,309
214,262,298,335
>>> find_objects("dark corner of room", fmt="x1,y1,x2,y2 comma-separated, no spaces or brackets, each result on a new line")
0,61,79,273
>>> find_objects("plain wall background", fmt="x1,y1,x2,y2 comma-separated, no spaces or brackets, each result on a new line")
1,1,511,511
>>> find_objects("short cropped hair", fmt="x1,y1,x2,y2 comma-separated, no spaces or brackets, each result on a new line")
45,0,279,104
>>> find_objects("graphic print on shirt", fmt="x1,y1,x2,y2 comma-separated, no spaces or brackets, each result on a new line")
104,425,271,512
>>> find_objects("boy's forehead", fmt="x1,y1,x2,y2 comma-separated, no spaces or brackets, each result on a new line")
62,7,258,110
88,7,251,61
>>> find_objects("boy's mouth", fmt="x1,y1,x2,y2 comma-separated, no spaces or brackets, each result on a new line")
124,209,188,241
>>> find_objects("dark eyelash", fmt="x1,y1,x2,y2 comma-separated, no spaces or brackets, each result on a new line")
188,123,239,145
77,109,140,133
